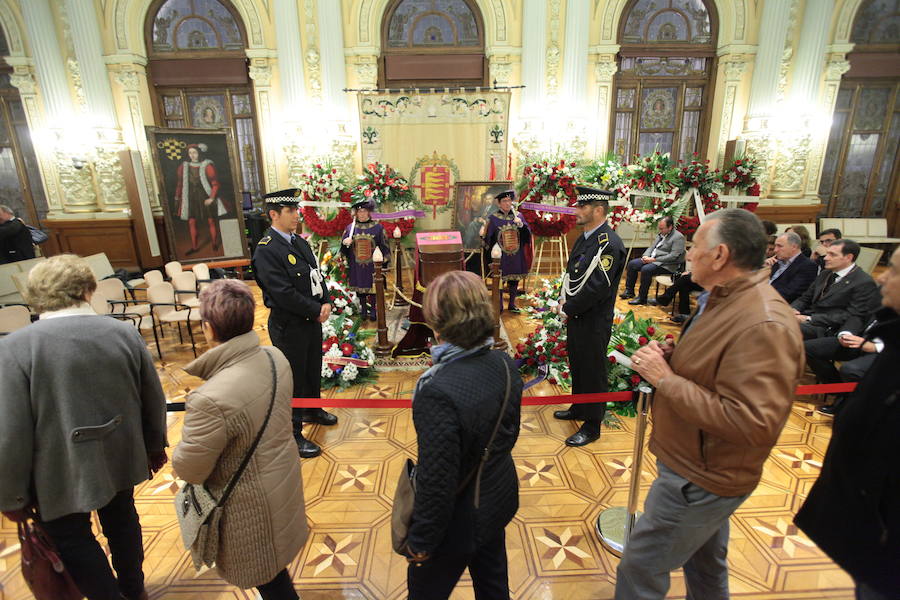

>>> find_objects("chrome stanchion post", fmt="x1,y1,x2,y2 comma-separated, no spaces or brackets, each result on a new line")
596,384,654,557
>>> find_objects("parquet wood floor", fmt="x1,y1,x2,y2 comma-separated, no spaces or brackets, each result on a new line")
0,278,856,599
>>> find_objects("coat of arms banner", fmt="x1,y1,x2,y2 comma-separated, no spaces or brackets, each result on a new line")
358,91,510,229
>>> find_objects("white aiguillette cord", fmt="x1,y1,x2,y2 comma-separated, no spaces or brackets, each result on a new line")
560,239,610,305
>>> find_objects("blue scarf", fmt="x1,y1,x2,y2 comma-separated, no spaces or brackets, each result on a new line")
413,337,494,402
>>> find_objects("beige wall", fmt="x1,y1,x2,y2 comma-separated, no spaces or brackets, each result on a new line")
0,0,878,220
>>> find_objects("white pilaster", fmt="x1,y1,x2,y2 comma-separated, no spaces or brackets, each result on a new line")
789,0,834,107
317,0,347,116
274,0,307,113
521,0,547,116
561,0,589,114
746,0,792,119
20,0,73,123
65,0,118,128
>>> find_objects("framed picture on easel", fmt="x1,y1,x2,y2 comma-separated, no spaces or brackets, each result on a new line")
146,127,249,263
452,181,513,250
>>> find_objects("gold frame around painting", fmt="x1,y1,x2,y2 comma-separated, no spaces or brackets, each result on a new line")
146,126,249,264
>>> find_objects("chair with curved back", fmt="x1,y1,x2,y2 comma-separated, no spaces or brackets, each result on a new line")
147,281,200,359
164,261,183,281
0,305,31,336
171,271,200,307
192,263,213,293
96,278,153,317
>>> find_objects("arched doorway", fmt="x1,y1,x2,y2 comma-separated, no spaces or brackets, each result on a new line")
610,0,718,162
145,0,263,200
380,0,487,88
818,0,900,233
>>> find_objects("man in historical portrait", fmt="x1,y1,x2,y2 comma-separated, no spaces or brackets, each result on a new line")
174,143,227,256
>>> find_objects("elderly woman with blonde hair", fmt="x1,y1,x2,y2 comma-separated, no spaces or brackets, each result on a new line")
0,254,168,600
173,279,307,599
404,270,523,600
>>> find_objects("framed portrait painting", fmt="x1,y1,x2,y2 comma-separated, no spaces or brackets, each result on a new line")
452,181,514,250
146,127,249,263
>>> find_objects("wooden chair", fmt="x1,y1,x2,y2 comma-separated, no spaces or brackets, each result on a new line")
147,282,200,359
0,305,30,336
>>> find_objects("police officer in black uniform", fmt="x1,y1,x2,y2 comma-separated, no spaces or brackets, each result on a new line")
253,189,337,458
553,186,626,446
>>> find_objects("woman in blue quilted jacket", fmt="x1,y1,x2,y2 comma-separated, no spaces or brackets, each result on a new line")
404,270,523,600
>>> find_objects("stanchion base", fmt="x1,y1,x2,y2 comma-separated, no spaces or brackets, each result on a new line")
596,506,642,557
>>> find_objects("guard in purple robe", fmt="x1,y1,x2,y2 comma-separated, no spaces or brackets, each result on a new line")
341,198,390,321
483,190,532,311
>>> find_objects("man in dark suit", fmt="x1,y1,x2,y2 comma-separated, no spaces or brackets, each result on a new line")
766,231,818,302
795,246,900,599
252,189,336,458
0,204,35,264
620,215,685,305
805,307,884,416
813,227,842,272
791,239,880,340
553,186,626,446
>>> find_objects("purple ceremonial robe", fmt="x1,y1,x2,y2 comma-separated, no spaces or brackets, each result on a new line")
340,219,391,293
484,209,532,281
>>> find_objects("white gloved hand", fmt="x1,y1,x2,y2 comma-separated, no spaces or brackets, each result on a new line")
342,237,352,247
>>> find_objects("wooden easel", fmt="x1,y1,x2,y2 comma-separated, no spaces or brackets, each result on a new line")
528,235,569,287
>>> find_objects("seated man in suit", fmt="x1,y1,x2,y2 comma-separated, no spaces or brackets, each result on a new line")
0,204,35,264
766,231,818,302
791,239,880,340
813,228,842,272
805,306,885,416
620,216,686,305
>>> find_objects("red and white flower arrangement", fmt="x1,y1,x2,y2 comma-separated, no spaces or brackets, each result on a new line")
351,162,417,209
298,163,354,238
721,156,759,191
516,158,580,237
320,313,377,389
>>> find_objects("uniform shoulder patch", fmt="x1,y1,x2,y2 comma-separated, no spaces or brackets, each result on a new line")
257,235,271,246
597,232,609,245
600,254,614,271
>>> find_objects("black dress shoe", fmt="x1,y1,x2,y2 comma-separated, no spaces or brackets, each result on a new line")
301,408,338,426
670,314,688,324
619,291,635,299
553,409,579,420
296,435,322,458
628,298,647,306
565,425,601,447
185,247,199,256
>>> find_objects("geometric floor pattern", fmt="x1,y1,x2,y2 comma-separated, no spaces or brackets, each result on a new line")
0,281,855,599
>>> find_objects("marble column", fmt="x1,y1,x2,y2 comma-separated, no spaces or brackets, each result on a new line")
20,0,72,123
317,0,347,115
273,0,307,114
65,0,117,128
520,0,546,116
561,0,589,115
746,0,792,121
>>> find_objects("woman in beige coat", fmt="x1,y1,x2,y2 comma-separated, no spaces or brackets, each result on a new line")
173,280,308,599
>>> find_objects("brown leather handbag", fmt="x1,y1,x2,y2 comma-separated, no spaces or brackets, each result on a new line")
18,516,82,600
391,358,512,554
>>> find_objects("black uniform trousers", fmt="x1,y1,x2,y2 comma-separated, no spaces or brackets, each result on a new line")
267,309,322,432
407,528,509,600
40,489,144,600
566,308,610,422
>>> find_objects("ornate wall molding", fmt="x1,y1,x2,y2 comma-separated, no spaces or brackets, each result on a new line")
0,0,25,56
834,0,865,43
304,0,322,103
777,0,801,104
489,56,513,86
593,55,617,155
248,57,279,192
545,0,561,98
352,55,379,89
716,55,749,167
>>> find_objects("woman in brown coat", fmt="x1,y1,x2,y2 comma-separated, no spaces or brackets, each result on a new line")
173,280,308,599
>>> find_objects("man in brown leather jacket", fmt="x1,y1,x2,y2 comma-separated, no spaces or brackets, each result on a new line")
615,209,804,600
